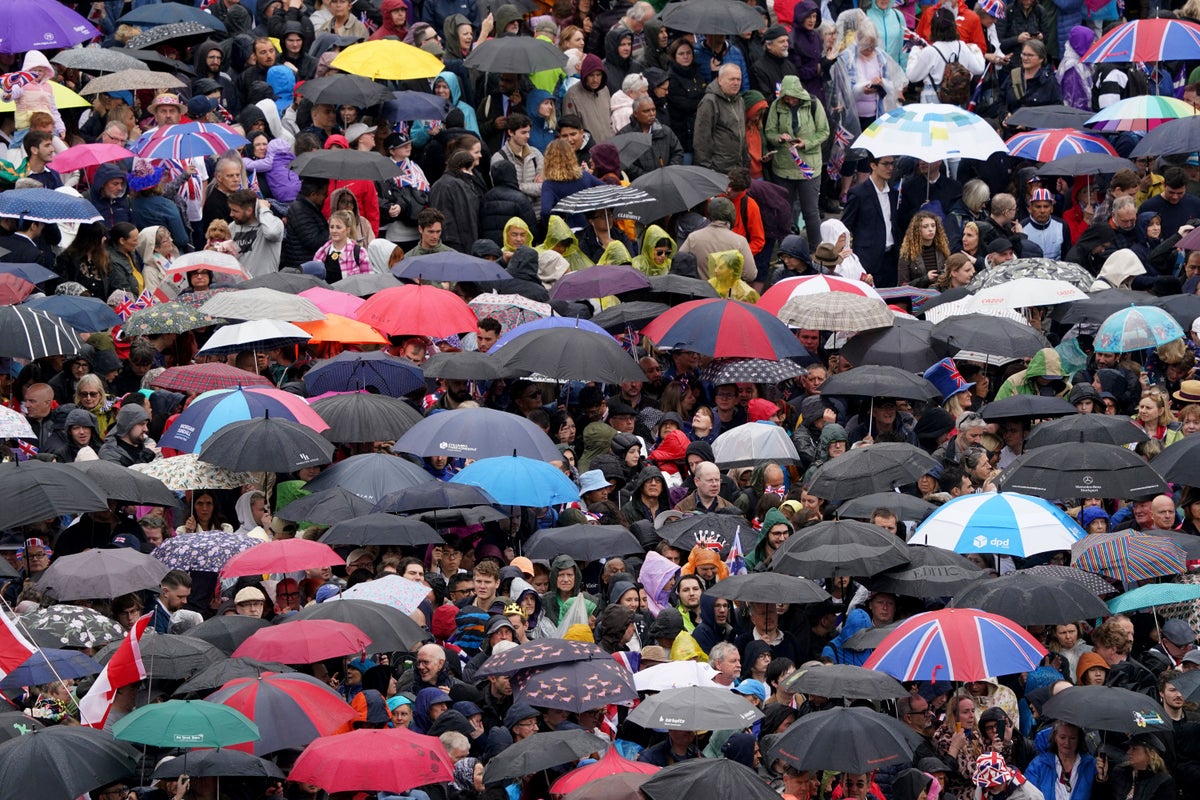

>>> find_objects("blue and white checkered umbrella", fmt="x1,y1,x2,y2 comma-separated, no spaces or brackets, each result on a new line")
0,188,101,224
1094,305,1185,353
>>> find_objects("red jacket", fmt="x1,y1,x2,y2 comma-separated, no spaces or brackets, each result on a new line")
727,190,766,255
916,1,986,54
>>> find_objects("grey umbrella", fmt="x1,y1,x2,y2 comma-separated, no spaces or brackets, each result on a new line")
53,48,149,72
837,491,937,522
198,417,335,473
421,351,512,380
867,545,983,597
781,663,908,700
705,573,830,604
771,519,910,579
78,68,186,95
767,706,918,773
333,273,401,297
640,757,778,800
627,686,764,731
284,599,430,651
483,730,607,784
68,460,181,508
291,150,401,181
276,487,375,525
126,21,215,50
806,443,940,504
310,393,423,444
95,632,225,680
1025,413,1149,447
173,657,290,696
0,726,139,800
35,549,168,601
464,36,568,73
950,572,1112,624
657,0,767,34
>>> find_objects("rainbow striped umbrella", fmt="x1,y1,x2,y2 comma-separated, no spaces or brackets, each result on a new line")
863,608,1047,682
1073,532,1187,584
1087,95,1197,132
159,386,328,453
1083,18,1200,63
1006,128,1117,161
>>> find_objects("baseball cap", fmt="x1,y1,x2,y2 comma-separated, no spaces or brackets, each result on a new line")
733,679,767,704
509,556,534,578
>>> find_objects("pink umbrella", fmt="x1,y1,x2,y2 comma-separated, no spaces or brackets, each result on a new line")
220,538,343,579
299,287,366,317
233,620,371,663
50,143,134,174
758,275,884,315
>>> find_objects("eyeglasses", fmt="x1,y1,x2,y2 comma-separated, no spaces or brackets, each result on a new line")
79,391,101,397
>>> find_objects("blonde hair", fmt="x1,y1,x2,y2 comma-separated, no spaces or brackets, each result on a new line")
330,209,356,235
543,138,582,182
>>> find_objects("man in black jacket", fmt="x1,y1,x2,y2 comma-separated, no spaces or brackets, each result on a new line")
281,178,329,271
617,96,683,179
479,160,535,246
750,25,797,101
428,151,483,253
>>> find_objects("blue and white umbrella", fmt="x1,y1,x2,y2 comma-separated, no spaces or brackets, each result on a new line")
909,492,1085,558
1094,305,1185,353
0,188,101,223
451,455,580,506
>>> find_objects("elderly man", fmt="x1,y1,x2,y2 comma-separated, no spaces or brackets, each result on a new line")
674,461,732,513
234,587,266,618
694,64,747,174
1092,616,1156,696
401,643,462,694
709,642,741,686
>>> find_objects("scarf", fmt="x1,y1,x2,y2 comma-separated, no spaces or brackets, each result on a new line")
452,757,479,791
395,158,429,192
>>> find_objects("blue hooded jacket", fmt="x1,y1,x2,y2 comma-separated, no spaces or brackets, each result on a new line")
266,65,295,115
412,71,480,147
89,163,133,228
821,607,874,666
526,89,557,153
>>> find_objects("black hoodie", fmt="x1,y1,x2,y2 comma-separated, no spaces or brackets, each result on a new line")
603,26,643,94
479,246,549,301
479,160,536,246
194,40,241,114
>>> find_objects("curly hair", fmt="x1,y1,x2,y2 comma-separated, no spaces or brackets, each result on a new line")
899,211,950,264
543,138,583,182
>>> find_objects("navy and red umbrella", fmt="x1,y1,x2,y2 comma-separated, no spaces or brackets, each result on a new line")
641,299,805,360
206,672,358,755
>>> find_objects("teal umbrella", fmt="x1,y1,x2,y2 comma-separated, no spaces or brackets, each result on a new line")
112,699,259,748
1107,583,1200,615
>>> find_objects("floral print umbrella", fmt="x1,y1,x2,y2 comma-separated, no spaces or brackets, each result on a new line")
21,605,124,649
151,530,262,572
122,302,218,336
131,453,255,491
468,293,552,333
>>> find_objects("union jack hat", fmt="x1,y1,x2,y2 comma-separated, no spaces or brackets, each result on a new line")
977,0,1006,18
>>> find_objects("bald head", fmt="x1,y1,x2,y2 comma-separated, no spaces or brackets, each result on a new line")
1151,495,1178,530
416,643,446,682
694,461,722,502
22,383,53,420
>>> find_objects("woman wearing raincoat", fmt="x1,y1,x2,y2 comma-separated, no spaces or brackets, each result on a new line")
708,251,760,303
631,225,676,276
539,214,593,272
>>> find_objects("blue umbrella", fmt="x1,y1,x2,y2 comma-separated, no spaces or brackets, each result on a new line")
23,296,122,333
303,350,425,397
0,0,99,53
492,316,610,350
0,189,101,223
0,262,56,284
303,452,435,505
382,91,451,122
132,123,249,161
1106,583,1200,614
1094,305,1185,353
159,386,329,454
394,407,562,461
118,4,226,32
392,251,510,283
451,455,580,506
0,648,101,689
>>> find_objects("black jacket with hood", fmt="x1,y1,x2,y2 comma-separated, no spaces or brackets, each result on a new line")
481,246,549,301
603,26,643,94
480,160,536,246
89,163,133,229
194,39,241,114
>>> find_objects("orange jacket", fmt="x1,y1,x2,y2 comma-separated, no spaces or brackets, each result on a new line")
727,190,766,255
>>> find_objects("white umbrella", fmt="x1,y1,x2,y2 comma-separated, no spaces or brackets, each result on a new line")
199,288,326,322
973,278,1089,310
908,492,1085,558
712,422,800,468
196,320,312,356
852,103,1007,162
634,661,720,692
922,294,1029,324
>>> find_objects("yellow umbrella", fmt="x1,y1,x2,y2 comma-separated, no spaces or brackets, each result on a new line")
0,82,90,113
330,40,444,81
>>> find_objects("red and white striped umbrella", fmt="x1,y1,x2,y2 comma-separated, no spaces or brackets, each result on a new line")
757,274,883,315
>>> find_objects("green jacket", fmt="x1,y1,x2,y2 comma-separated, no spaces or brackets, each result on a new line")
995,347,1067,400
745,506,794,572
764,75,829,181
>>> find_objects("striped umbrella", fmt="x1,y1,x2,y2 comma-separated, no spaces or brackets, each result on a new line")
758,274,883,315
1006,128,1117,161
863,608,1047,682
0,306,82,359
1094,305,1184,352
1082,18,1200,63
1087,95,1197,132
159,386,328,453
1074,532,1187,584
551,184,656,215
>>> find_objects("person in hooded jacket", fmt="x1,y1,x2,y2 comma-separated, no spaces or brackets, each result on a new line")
1063,222,1116,276
372,0,410,40
596,604,637,653
89,163,134,229
413,71,481,149
563,55,614,145
995,348,1068,399
822,607,875,665
480,161,536,246
539,555,596,635
622,465,669,523
482,245,550,301
803,423,848,483
51,407,101,463
630,225,676,277
429,151,484,253
510,576,544,639
604,27,643,94
892,769,933,800
194,40,241,115
746,507,793,573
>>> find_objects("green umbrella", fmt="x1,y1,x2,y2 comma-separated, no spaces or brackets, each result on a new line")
112,699,259,748
121,301,218,336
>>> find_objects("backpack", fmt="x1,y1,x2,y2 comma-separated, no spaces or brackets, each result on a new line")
933,45,973,107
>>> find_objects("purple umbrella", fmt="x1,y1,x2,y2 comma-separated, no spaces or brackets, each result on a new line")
0,1,99,52
550,265,652,302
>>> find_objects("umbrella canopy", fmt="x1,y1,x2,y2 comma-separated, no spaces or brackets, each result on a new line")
196,320,310,357
152,748,285,780
303,452,435,505
127,20,216,49
450,455,580,506
0,275,32,306
1055,289,1159,324
564,773,652,800
0,459,108,528
642,298,805,359
524,524,643,562
382,91,451,122
867,545,984,597
234,619,371,663
285,599,430,652
704,573,829,604
0,306,81,360
1072,532,1187,584
52,48,149,73
161,386,329,453
320,514,444,548
0,188,100,224
0,406,32,439
1040,685,1171,734
183,616,271,656
1086,94,1197,132
551,747,659,795
392,250,510,283
610,131,653,167
626,165,729,220
806,442,940,503
240,272,329,293
627,685,764,731
122,302,216,336
864,608,1047,681
198,416,335,473
633,661,720,691
151,530,261,572
1107,583,1200,614
1150,434,1200,485
152,363,272,393
1005,128,1117,160
760,273,882,311
356,284,478,337
853,103,1006,161
837,492,937,522
474,639,608,679
295,314,389,346
550,264,651,301
1129,115,1200,157
968,258,1097,293
221,539,343,579
909,492,1086,558
47,142,135,175
288,728,454,794
334,272,402,296
514,659,638,713
0,0,99,52
339,574,432,615
173,657,290,696
552,185,655,216
491,316,610,350
779,293,895,332
1026,413,1148,447
291,149,402,181
1036,152,1135,177
995,443,1167,500
206,672,358,755
200,288,325,322
394,407,561,461
23,606,121,650
697,357,807,385
820,365,940,401
0,726,137,800
132,453,255,492
118,3,224,29
113,700,259,749
771,519,911,578
767,706,917,773
840,318,940,372
980,395,1079,421
420,350,510,380
136,122,249,160
373,482,494,514
494,327,645,383
468,292,554,331
930,313,1049,358
0,649,101,690
330,39,444,80
656,0,766,34
483,729,607,784
297,73,394,106
640,757,778,800
1019,564,1117,596
276,487,375,525
782,663,908,701
303,350,425,397
309,392,422,443
95,633,224,681
973,277,1090,309
35,548,168,601
711,422,801,468
950,572,1111,624
1094,305,1184,352
1083,17,1200,62
68,460,180,508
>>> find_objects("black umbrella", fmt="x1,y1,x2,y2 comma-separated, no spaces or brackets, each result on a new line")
68,460,181,508
1129,116,1200,157
310,392,423,444
34,549,168,601
0,558,15,580
1025,414,1148,447
821,365,941,401
704,573,829,604
494,328,645,384
1153,293,1200,327
640,274,720,301
183,615,272,656
627,686,764,731
238,272,328,293
981,395,1079,422
173,657,289,695
464,36,567,73
0,460,108,528
119,3,226,30
641,758,778,800
1017,564,1117,596
592,301,671,332
126,20,215,49
1037,153,1135,177
297,74,393,106
698,358,807,385
0,307,80,360
394,407,562,461
318,513,444,547
1149,435,1200,486
867,545,983,597
373,482,495,514
844,620,903,651
950,572,1110,624
303,452,435,504
0,725,139,800
474,639,608,679
421,351,513,380
995,442,1168,500
930,314,1049,359
1040,685,1171,733
513,659,638,713
153,748,285,780
415,505,509,527
524,524,643,562
627,165,730,221
807,443,940,503
96,633,224,681
610,132,654,168
658,512,747,553
285,599,430,651
1007,105,1095,130
198,416,335,473
1054,290,1159,325
767,706,917,773
124,49,196,74
771,520,910,579
657,0,766,35
837,492,937,522
291,150,402,181
483,730,607,785
275,487,375,525
841,318,940,372
781,664,908,700
0,711,42,742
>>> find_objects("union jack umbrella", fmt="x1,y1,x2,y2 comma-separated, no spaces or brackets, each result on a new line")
1082,18,1200,63
863,608,1047,682
1006,128,1117,161
134,122,249,160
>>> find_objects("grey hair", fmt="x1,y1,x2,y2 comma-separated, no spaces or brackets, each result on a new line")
717,62,743,79
627,1,655,22
962,179,991,213
1112,195,1137,214
856,18,879,48
622,73,649,95
709,641,738,668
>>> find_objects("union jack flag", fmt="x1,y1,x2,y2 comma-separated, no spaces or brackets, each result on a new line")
726,529,747,576
791,148,815,179
15,440,38,461
113,290,157,321
833,125,854,148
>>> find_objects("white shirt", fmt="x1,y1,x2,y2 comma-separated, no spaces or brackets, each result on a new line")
873,178,894,249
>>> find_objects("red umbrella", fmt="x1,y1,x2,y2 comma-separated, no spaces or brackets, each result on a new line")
220,538,343,579
355,284,479,337
205,672,357,755
0,273,35,305
232,620,370,663
151,363,273,394
288,728,454,794
551,744,659,794
50,142,134,174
